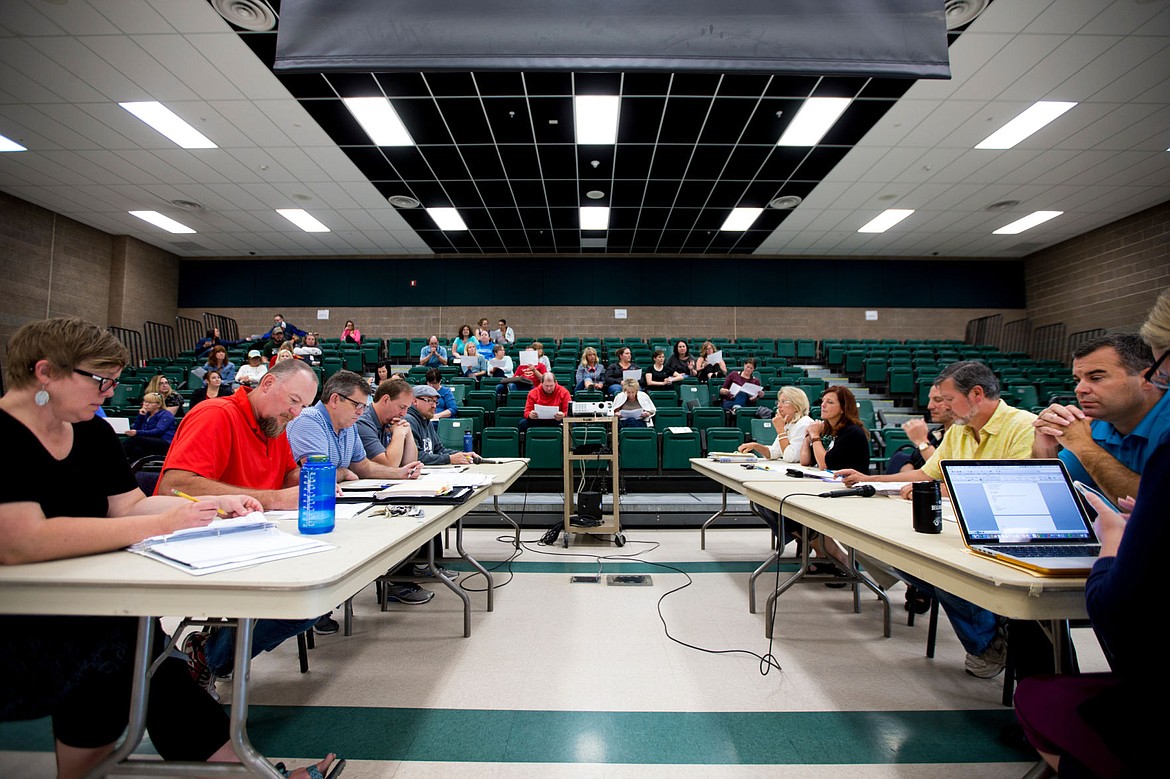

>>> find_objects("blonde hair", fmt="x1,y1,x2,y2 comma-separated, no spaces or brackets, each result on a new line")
580,346,598,366
700,341,716,357
5,317,129,390
1140,288,1170,353
142,392,163,405
776,386,811,419
621,378,640,393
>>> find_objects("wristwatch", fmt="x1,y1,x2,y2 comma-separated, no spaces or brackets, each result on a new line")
917,441,929,451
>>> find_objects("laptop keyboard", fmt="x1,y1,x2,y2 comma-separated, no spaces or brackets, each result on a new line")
985,544,1100,558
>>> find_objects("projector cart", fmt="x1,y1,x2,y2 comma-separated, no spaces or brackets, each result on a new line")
562,415,622,547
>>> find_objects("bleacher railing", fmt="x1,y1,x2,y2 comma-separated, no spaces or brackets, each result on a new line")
203,313,240,341
964,314,1003,348
108,326,145,367
1001,318,1032,355
1067,328,1107,360
144,321,177,358
176,316,203,353
1031,323,1067,363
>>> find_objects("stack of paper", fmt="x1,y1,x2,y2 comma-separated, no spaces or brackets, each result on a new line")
708,451,757,463
375,475,453,499
128,514,333,575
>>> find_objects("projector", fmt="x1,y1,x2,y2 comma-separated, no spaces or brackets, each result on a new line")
571,400,614,416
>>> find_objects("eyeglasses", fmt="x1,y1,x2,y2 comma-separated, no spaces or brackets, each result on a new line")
419,396,438,403
338,394,369,413
73,368,120,393
1145,350,1169,390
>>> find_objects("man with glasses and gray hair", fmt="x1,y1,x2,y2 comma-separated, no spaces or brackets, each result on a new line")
1033,333,1170,503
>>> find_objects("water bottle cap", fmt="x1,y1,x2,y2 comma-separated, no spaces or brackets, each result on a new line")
307,454,330,463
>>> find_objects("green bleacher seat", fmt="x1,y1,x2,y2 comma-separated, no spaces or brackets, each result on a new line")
705,427,744,455
524,428,563,470
652,407,688,433
751,418,777,446
481,427,520,458
438,418,474,452
661,429,701,469
619,428,659,471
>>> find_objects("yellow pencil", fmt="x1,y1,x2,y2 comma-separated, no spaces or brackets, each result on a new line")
171,489,228,517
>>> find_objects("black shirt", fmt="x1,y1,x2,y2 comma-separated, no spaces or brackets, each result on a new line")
820,422,871,472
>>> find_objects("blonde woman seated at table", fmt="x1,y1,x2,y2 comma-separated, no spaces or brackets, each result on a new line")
645,349,686,390
696,341,727,381
738,386,812,462
612,377,656,428
575,346,605,392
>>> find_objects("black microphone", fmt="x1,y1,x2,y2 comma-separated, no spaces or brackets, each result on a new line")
818,485,877,498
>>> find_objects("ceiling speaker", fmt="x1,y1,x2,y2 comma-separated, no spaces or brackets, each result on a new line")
944,0,989,31
211,0,277,32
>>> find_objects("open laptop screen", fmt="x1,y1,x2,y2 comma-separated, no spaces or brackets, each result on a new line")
942,460,1095,544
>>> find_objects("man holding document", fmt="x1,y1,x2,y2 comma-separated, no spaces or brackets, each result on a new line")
519,372,570,431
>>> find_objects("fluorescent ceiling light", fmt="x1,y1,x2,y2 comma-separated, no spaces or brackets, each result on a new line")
276,208,330,233
0,133,26,152
858,209,915,234
777,97,851,146
720,207,764,232
427,207,467,231
129,210,195,234
975,101,1076,150
579,206,610,230
119,102,216,149
574,95,620,144
341,97,413,146
993,210,1063,234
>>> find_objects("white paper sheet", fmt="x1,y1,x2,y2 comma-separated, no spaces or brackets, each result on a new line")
534,404,560,419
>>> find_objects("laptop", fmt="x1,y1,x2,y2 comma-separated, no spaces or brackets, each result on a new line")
940,459,1100,576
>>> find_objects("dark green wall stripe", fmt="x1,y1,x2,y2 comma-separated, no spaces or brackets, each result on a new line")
0,708,1031,765
178,258,1025,309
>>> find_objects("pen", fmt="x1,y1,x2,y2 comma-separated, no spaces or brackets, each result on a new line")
172,490,228,517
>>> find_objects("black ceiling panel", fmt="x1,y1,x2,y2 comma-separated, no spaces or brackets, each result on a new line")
324,73,381,98
460,146,508,180
498,145,542,179
529,97,575,143
393,99,454,145
438,99,494,145
483,98,536,144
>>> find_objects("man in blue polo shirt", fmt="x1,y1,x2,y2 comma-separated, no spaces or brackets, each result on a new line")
1033,334,1169,502
418,335,448,368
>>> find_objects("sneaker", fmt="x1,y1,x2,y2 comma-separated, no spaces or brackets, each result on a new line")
181,630,220,702
964,634,1007,679
732,404,742,412
412,563,458,581
313,613,340,635
383,583,435,605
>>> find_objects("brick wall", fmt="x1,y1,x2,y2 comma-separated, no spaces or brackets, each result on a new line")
1025,200,1170,335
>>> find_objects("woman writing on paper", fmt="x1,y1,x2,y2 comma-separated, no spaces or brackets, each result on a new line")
0,317,335,779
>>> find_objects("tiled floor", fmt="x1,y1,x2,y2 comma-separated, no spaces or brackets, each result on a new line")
3,527,1096,777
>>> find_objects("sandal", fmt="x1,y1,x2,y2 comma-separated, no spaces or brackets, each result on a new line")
807,561,851,588
905,586,931,614
274,756,346,779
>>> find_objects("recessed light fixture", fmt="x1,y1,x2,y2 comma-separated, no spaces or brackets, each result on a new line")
858,209,915,233
119,102,217,149
574,95,620,145
129,210,196,234
777,97,851,146
720,207,763,232
975,101,1076,150
585,190,606,200
168,199,203,211
388,195,421,209
580,206,610,230
0,133,26,152
427,207,467,231
993,210,1062,234
984,200,1020,212
342,97,414,146
276,208,330,233
769,195,803,209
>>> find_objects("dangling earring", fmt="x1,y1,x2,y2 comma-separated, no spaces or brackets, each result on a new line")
34,385,50,406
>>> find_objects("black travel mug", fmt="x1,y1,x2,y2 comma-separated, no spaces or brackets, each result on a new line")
912,481,942,533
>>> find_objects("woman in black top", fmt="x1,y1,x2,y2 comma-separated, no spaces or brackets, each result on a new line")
603,346,640,396
189,369,227,408
0,317,334,779
665,340,696,377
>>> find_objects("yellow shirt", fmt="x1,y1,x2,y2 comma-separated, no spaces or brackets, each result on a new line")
921,400,1037,480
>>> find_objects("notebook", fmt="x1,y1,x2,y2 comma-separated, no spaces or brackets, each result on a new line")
940,459,1100,576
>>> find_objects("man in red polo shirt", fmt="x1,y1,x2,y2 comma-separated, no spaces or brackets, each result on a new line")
157,359,321,699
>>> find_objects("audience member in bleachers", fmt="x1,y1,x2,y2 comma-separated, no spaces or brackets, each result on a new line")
645,349,686,390
739,386,813,462
1014,288,1170,776
612,377,656,428
1032,333,1169,503
604,346,640,396
518,372,571,431
426,368,458,423
499,345,546,398
293,332,323,367
529,341,552,371
194,326,241,359
495,318,516,345
255,313,306,342
451,324,474,359
340,320,361,344
145,374,182,414
406,385,477,465
575,347,605,392
475,327,495,355
886,384,954,474
419,335,448,367
462,341,489,380
488,343,515,389
189,369,227,408
270,341,297,368
201,345,236,385
696,341,727,381
0,316,335,779
374,361,393,386
235,350,268,389
666,340,697,377
262,325,291,360
122,391,177,461
719,358,761,411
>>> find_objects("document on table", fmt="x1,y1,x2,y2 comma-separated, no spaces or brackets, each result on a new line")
375,475,453,498
128,514,333,575
265,504,371,520
731,382,762,398
708,452,756,463
785,464,838,480
534,404,560,419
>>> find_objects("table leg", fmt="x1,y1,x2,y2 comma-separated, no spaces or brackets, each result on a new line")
766,526,812,638
229,618,284,778
82,617,154,779
699,486,730,550
455,516,494,612
493,495,521,549
748,551,779,614
428,539,472,637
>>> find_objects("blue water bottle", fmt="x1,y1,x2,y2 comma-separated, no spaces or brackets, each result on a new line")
463,431,474,453
298,455,336,534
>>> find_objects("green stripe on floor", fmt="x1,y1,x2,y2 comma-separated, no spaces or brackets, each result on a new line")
447,560,798,574
1,708,1031,765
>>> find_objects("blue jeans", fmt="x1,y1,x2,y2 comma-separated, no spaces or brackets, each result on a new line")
721,392,753,411
574,380,598,392
204,617,319,676
606,383,623,397
899,572,999,655
618,417,648,428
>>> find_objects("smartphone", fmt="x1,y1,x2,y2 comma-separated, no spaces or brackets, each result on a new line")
1073,480,1120,519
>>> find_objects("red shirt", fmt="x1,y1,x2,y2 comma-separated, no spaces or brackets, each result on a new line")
158,387,296,493
514,361,547,384
524,383,571,416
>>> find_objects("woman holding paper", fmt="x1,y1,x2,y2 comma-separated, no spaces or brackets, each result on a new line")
604,346,640,397
612,378,656,428
738,386,812,462
0,317,335,779
696,341,727,381
719,358,762,411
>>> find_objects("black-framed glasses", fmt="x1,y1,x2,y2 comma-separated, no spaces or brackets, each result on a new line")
338,394,369,412
73,368,120,393
1146,350,1170,390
